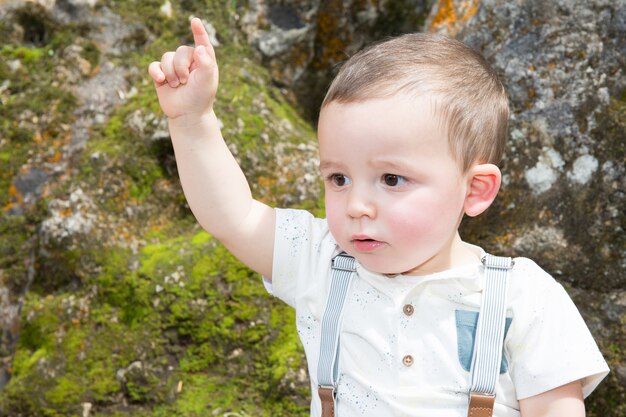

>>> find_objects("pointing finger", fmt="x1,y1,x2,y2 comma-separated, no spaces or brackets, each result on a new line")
191,17,211,48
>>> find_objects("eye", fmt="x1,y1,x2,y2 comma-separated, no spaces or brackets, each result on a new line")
382,174,406,187
327,173,351,187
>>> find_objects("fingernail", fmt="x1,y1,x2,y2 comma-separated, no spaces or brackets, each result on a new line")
179,77,187,85
169,80,180,88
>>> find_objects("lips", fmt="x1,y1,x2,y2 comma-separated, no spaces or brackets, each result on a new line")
351,235,385,252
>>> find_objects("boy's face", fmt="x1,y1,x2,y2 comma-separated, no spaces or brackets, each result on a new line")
318,95,472,275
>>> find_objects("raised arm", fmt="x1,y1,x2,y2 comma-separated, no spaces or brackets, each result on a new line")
148,18,275,278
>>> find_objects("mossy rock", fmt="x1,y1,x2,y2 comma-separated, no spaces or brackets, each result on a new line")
1,229,309,416
1,1,316,415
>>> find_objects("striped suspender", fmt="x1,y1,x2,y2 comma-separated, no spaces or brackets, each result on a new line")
467,255,513,417
318,253,356,417
317,253,513,417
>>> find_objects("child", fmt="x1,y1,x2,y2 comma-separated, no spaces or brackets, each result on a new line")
149,18,609,417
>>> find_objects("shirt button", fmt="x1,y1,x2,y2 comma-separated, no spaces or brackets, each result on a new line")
402,355,414,367
403,304,414,316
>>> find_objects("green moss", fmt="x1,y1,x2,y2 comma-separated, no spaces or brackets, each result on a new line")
1,45,46,62
104,0,170,33
162,374,214,415
0,215,36,293
11,347,47,377
18,295,61,352
81,119,168,207
45,375,85,411
0,29,80,208
0,148,311,415
1,1,318,415
267,307,301,381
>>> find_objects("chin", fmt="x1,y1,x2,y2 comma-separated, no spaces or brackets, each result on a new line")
356,257,402,275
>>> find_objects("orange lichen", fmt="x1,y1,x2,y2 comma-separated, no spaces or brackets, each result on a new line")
60,207,73,218
34,132,44,144
9,183,23,204
51,149,62,162
428,0,480,35
430,0,456,29
315,4,351,66
257,176,273,189
493,232,514,244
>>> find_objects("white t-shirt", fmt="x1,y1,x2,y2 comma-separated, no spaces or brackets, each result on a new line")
265,208,609,417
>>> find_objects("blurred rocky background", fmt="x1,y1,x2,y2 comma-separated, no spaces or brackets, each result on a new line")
0,0,623,415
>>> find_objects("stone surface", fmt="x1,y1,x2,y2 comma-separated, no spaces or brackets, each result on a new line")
432,0,626,291
240,0,430,120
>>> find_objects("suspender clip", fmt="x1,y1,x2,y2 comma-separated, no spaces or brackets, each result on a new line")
332,254,357,272
481,255,514,269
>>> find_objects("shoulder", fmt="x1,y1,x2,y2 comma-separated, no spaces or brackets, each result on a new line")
274,208,333,246
505,256,570,317
505,256,588,332
271,209,339,306
272,208,338,276
509,256,559,289
275,207,328,233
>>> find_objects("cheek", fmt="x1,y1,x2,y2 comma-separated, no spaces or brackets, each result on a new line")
324,193,343,238
385,192,463,238
386,207,433,240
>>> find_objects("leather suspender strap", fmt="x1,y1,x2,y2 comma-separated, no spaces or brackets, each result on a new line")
319,386,336,417
467,255,513,417
468,393,496,417
317,253,356,417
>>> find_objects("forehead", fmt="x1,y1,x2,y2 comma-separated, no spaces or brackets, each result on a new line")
318,95,446,150
317,96,458,171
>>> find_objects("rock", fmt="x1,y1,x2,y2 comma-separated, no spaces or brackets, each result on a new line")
116,361,143,383
240,0,430,120
431,0,626,291
82,402,92,417
9,168,49,214
40,188,97,247
160,0,172,18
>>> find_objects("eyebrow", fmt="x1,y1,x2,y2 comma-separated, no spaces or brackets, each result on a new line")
318,160,344,171
319,158,416,172
369,158,415,172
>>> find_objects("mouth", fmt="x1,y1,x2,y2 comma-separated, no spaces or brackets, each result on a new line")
351,236,385,252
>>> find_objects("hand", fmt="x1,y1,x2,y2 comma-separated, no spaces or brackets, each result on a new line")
148,17,219,120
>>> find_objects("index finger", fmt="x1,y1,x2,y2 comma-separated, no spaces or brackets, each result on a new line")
191,17,211,47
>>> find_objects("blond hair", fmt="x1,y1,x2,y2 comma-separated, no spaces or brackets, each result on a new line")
321,33,509,172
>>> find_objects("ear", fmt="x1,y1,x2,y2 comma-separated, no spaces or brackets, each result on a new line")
463,164,501,217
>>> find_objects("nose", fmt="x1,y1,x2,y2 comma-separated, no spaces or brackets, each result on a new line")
346,186,376,219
